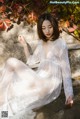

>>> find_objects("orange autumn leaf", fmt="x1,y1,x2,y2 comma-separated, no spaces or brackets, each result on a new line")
0,5,6,13
0,19,12,30
0,22,4,29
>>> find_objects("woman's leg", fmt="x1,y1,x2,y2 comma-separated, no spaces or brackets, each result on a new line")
0,57,27,85
0,57,51,107
0,57,28,105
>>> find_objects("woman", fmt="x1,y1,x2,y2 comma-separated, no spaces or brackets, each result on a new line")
0,13,73,117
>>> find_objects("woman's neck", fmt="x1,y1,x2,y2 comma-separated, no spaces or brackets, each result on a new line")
46,36,54,41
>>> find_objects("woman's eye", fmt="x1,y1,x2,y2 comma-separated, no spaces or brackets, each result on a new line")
42,28,45,30
49,26,52,28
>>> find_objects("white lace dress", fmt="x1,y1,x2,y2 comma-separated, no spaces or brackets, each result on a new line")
0,37,73,117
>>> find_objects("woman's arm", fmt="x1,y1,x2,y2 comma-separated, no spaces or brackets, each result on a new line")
26,42,41,68
60,41,74,106
18,35,30,60
18,35,41,68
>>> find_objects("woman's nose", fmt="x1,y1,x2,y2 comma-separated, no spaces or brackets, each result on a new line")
46,28,49,33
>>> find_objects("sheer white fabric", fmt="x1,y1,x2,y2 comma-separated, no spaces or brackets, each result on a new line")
0,37,73,117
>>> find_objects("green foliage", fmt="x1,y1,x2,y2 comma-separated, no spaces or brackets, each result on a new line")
48,2,80,22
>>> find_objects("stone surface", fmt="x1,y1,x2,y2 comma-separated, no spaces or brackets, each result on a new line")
0,22,38,68
69,49,80,79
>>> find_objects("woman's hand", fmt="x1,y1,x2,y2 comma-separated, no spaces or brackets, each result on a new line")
65,96,74,108
18,35,27,47
18,35,30,59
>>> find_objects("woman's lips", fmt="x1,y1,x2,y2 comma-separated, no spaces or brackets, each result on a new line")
46,34,50,36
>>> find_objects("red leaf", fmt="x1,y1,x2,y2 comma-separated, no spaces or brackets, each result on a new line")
0,0,4,3
0,5,6,13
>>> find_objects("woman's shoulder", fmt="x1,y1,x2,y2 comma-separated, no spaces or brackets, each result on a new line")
37,39,43,45
57,37,67,49
35,39,42,50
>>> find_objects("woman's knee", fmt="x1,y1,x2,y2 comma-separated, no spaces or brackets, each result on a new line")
6,57,19,68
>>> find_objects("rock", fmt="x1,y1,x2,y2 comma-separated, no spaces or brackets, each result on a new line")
0,22,38,68
60,31,76,44
68,46,80,79
68,43,80,50
35,85,80,119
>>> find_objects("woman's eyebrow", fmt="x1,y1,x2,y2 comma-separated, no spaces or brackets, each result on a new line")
42,25,45,27
48,24,52,26
42,25,52,27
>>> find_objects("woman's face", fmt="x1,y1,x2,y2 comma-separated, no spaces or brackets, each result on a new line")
42,20,53,39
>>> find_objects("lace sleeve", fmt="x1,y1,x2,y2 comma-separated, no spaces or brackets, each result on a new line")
60,42,74,100
26,43,41,68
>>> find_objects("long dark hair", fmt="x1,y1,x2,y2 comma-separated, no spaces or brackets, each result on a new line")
37,13,59,42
